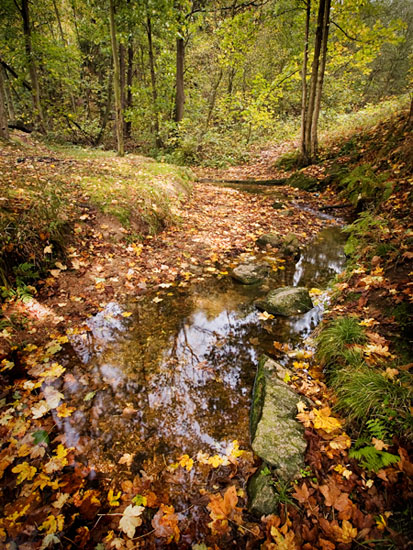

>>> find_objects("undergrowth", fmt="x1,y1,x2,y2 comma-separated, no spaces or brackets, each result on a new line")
316,317,412,471
0,141,193,290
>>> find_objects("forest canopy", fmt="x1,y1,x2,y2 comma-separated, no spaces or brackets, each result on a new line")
0,0,412,163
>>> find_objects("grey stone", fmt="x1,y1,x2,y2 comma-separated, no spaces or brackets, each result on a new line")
256,286,313,316
256,233,282,248
231,262,270,284
256,232,301,257
247,464,279,516
250,356,307,482
281,233,300,257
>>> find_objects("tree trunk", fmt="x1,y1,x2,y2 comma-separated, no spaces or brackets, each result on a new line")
300,0,310,159
174,36,185,123
205,69,223,131
227,67,235,95
146,12,162,147
0,66,9,139
119,42,126,111
95,70,113,145
303,0,326,163
310,0,331,158
109,0,124,156
125,42,134,139
1,68,15,120
52,0,65,43
21,0,46,133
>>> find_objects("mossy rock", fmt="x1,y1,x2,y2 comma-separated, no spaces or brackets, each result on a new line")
273,151,301,170
231,262,270,284
287,172,318,191
250,356,307,482
256,286,313,316
247,464,279,516
256,233,282,248
256,233,300,257
323,163,350,186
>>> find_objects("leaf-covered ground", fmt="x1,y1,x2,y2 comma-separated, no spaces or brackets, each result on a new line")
0,108,412,549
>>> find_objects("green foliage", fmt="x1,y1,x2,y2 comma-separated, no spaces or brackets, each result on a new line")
316,316,366,369
349,442,400,472
331,363,412,438
273,151,302,171
343,211,388,259
339,164,391,206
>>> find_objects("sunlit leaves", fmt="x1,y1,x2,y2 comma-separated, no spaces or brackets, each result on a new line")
297,406,343,434
207,486,242,535
108,489,121,507
177,454,194,471
39,514,64,535
151,504,180,543
12,462,37,484
119,504,144,538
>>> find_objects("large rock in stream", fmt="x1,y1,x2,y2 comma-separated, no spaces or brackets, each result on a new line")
250,355,307,485
256,286,313,316
256,232,301,258
231,262,270,284
247,464,279,516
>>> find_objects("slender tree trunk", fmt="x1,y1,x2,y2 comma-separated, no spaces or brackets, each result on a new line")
125,41,134,138
205,69,223,131
2,68,15,120
310,0,331,158
70,0,81,47
174,36,185,123
119,42,126,111
52,0,66,43
95,70,113,145
0,66,9,139
119,42,127,137
227,67,236,95
109,0,124,156
146,12,162,147
300,0,310,159
303,0,325,162
21,0,46,133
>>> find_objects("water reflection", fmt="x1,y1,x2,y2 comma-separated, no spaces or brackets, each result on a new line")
61,226,346,471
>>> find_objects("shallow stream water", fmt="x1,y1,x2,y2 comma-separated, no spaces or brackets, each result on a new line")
56,218,346,476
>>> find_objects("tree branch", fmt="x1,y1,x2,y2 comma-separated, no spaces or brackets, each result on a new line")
331,20,363,42
0,57,32,91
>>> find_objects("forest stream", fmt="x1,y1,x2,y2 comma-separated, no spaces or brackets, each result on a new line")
52,186,347,521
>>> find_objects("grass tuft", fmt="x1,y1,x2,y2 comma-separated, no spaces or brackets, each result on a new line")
315,316,366,369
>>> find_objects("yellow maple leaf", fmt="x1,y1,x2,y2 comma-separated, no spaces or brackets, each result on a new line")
309,288,323,296
293,361,308,370
39,362,66,379
122,312,133,317
178,454,194,471
57,403,75,418
39,514,65,534
312,407,343,434
32,473,59,491
226,440,243,459
17,444,31,457
208,455,225,468
336,520,357,543
12,462,37,484
55,444,68,460
108,489,122,507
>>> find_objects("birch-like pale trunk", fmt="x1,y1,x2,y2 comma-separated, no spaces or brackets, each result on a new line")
109,0,124,156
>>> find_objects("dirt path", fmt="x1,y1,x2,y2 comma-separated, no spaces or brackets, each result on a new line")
4,178,335,353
